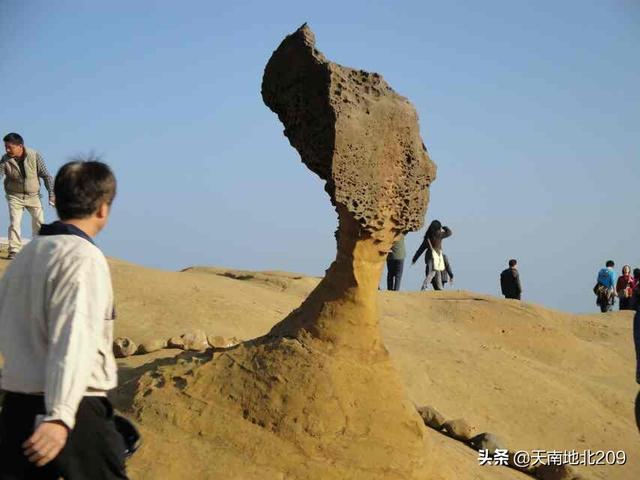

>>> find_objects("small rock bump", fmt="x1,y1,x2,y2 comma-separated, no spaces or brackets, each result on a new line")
416,405,445,430
113,337,137,358
442,419,475,442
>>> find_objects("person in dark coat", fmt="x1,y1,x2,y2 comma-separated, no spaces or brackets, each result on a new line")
500,259,522,300
631,268,640,312
632,270,640,432
412,220,452,291
616,265,636,311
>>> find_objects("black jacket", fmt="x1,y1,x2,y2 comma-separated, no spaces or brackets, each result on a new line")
500,268,522,298
412,226,452,264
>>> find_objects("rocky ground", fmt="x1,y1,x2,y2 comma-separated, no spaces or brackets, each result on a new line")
0,254,637,479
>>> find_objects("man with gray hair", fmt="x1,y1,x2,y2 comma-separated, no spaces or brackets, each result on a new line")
1,132,55,259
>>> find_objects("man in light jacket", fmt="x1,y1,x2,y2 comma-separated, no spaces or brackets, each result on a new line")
1,132,55,259
0,158,128,479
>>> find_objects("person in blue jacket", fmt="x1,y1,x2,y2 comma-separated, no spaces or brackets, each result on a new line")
595,260,616,313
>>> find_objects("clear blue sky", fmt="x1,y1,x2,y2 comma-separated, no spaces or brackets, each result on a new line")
1,0,638,313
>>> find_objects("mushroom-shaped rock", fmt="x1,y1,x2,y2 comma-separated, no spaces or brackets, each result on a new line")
126,24,438,479
113,337,137,358
262,26,435,243
263,24,435,350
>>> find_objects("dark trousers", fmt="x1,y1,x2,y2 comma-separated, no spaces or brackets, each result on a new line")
597,289,614,312
386,258,404,291
504,294,521,300
631,311,640,433
600,301,613,313
0,393,128,480
431,271,443,291
620,297,632,311
634,311,640,384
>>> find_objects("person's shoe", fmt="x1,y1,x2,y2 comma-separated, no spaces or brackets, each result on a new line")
7,252,16,260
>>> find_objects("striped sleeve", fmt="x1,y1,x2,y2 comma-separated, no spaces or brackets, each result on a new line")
0,155,7,179
36,152,54,197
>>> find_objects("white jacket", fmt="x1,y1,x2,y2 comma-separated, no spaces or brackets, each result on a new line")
0,231,117,429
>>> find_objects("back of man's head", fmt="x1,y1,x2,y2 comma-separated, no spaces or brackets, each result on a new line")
3,132,24,145
606,260,615,268
508,259,517,268
54,157,116,221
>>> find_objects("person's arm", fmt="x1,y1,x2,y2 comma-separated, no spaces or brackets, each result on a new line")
35,152,55,205
440,226,452,239
0,156,7,180
444,255,453,280
412,239,427,265
514,270,522,294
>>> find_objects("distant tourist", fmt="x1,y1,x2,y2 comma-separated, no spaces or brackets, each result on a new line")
632,271,640,428
634,295,640,425
0,133,55,259
412,220,452,291
500,259,522,300
616,265,636,311
594,260,617,313
635,310,640,384
386,236,406,291
0,159,129,479
630,268,640,311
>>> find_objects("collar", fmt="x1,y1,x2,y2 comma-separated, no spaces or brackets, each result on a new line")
39,221,96,246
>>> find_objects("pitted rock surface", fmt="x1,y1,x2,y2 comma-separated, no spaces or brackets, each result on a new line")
262,24,436,238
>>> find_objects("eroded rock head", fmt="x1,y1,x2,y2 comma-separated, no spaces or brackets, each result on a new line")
262,24,436,237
